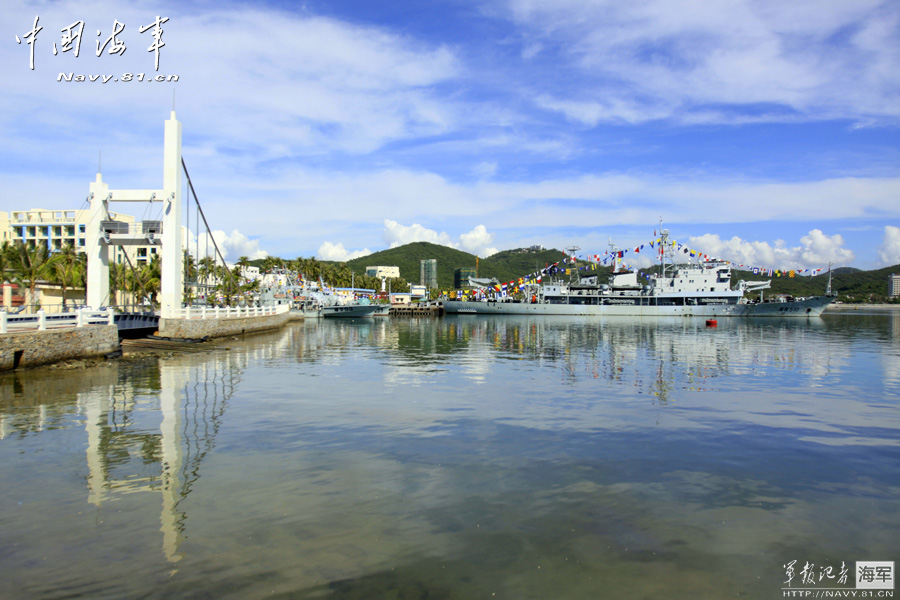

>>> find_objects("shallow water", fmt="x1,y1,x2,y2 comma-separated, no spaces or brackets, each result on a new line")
1,311,898,599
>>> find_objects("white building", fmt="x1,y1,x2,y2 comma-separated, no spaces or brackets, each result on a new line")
889,273,900,298
0,208,165,311
365,265,400,279
1,208,158,267
410,284,427,299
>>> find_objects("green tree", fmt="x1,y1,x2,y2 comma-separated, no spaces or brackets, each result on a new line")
236,255,251,277
11,242,55,313
142,253,162,306
0,241,14,283
198,255,216,285
183,251,197,282
51,244,83,311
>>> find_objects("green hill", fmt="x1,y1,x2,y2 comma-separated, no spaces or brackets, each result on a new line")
728,264,898,301
261,242,900,302
344,242,568,289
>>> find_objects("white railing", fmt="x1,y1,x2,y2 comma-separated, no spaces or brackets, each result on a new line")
169,303,290,320
0,307,115,334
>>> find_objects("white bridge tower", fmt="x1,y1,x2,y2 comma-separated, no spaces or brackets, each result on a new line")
85,112,184,317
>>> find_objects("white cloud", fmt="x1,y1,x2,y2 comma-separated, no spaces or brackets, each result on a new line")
380,219,498,257
2,0,896,269
216,229,269,262
535,95,670,126
506,0,900,124
877,225,900,266
473,161,498,179
458,225,499,257
317,241,372,262
1,0,461,158
184,229,268,262
688,229,855,269
383,219,455,248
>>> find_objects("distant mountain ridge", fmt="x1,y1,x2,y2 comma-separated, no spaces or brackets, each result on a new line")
342,242,568,290
333,241,898,300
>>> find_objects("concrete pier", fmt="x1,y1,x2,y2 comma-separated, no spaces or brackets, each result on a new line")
0,326,119,371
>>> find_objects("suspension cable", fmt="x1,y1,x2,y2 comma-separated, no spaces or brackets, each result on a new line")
181,159,237,291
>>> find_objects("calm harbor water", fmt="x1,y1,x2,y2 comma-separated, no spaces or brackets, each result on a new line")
1,309,898,599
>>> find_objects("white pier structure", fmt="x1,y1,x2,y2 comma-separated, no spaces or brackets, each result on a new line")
86,112,183,317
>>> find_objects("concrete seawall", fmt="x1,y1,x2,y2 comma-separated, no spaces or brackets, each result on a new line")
0,326,120,371
158,311,294,339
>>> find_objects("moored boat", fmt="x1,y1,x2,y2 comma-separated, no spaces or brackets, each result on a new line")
320,298,380,318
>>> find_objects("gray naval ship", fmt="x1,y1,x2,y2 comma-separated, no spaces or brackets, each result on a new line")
442,231,834,318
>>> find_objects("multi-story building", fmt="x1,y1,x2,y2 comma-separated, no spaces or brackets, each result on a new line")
420,258,437,288
889,273,900,298
365,265,400,279
1,208,158,266
454,268,477,289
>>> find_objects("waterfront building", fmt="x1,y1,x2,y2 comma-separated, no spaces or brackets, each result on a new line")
0,213,13,244
0,208,158,267
420,259,438,289
365,265,400,279
890,273,900,298
410,284,427,300
0,208,164,311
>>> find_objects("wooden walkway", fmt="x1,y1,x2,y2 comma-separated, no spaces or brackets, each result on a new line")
389,305,444,317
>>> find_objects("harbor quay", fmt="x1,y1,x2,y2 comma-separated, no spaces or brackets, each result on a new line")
0,325,119,371
0,304,294,371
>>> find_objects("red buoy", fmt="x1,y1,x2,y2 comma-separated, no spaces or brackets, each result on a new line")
706,319,717,327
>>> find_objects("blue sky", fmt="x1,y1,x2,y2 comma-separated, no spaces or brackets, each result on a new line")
3,0,899,271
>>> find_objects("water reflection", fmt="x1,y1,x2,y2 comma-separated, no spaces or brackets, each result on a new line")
1,314,898,599
1,349,245,565
292,316,846,394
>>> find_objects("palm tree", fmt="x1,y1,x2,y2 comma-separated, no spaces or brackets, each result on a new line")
0,241,14,311
261,255,284,273
10,242,54,313
51,244,82,311
338,263,352,287
198,255,216,286
141,254,162,306
306,256,321,280
183,251,197,282
0,241,13,283
109,262,130,307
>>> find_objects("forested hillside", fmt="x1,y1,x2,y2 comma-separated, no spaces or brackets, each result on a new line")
256,244,900,302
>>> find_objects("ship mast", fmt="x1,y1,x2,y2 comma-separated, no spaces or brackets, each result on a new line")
608,238,620,273
659,227,670,280
566,246,580,284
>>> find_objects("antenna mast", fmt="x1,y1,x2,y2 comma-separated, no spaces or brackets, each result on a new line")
566,246,580,283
